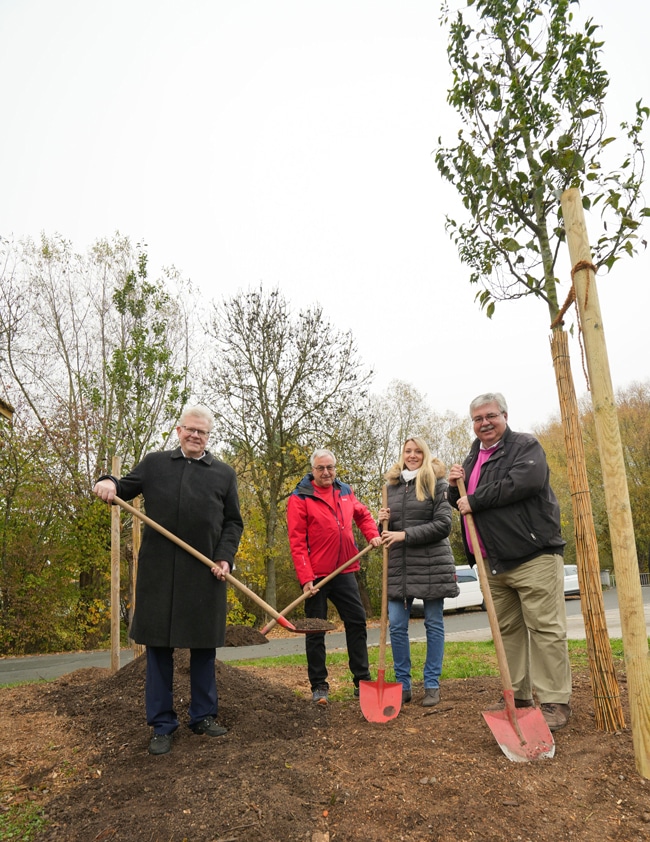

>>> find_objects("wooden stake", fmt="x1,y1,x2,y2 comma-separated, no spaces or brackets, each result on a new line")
110,455,121,674
130,497,145,659
561,187,650,778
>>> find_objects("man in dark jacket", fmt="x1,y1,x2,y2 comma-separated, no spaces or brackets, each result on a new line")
287,449,382,704
94,405,243,755
448,392,572,731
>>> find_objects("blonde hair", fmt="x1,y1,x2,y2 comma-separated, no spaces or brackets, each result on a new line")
384,437,442,501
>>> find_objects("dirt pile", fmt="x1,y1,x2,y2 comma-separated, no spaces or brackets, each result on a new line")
1,647,649,841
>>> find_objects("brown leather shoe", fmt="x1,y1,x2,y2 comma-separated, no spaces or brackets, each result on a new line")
540,703,572,731
485,697,535,711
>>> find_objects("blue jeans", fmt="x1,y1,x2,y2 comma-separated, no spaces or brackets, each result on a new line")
388,598,445,692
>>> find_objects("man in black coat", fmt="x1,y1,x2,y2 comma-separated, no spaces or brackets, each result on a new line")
94,405,243,755
448,392,572,732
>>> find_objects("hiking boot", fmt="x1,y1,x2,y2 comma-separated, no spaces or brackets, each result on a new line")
486,696,535,711
402,688,412,704
312,684,329,705
540,703,572,731
190,716,228,737
422,688,440,707
148,733,173,755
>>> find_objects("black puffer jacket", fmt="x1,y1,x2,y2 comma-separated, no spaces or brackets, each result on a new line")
385,461,459,603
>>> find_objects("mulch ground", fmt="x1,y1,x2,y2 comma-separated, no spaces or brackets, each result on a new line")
1,628,649,842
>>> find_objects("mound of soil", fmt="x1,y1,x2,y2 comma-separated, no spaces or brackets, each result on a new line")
1,649,649,841
223,625,269,646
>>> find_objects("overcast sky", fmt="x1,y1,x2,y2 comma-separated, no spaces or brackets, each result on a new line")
1,0,648,433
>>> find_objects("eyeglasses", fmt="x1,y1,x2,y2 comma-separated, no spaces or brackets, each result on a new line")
313,465,336,473
472,413,502,424
180,426,211,438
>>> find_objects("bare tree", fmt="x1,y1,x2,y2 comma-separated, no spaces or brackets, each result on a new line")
203,285,373,608
0,234,195,643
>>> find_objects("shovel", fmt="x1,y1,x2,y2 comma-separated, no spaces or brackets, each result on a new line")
359,486,402,723
112,496,322,635
260,543,374,635
457,479,555,761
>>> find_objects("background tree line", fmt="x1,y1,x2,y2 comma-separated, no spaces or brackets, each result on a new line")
1,234,648,655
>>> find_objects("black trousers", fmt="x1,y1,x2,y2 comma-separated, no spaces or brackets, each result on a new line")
145,646,217,735
304,571,370,689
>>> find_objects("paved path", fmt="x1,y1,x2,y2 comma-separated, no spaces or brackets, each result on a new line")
1,588,648,685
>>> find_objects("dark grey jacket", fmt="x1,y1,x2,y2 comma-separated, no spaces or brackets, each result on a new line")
448,426,565,573
105,448,243,648
385,471,459,603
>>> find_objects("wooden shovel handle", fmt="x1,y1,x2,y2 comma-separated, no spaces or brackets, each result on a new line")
260,543,374,634
456,479,515,695
112,495,294,627
378,485,389,675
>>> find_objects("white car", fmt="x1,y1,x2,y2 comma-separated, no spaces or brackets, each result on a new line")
563,564,580,596
411,565,486,616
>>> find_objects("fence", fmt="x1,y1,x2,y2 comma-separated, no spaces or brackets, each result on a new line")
607,572,650,588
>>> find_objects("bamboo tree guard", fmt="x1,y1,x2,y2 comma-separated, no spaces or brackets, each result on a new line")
131,497,145,659
110,455,121,673
550,329,625,731
561,187,650,779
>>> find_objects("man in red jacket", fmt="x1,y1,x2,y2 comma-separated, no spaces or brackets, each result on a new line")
287,449,382,704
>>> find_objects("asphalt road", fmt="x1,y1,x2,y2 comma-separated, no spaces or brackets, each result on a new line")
1,587,648,686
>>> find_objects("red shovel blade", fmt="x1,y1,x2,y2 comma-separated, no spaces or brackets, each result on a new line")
482,705,555,762
359,670,403,723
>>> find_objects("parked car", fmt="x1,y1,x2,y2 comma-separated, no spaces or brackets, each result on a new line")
411,565,486,616
563,564,580,596
411,562,579,616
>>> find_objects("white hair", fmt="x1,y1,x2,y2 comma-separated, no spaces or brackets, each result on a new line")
179,404,215,430
469,392,508,416
310,448,336,467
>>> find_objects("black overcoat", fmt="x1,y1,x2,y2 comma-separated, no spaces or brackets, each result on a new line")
112,448,243,648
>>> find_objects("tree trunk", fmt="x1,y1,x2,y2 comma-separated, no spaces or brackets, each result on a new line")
264,499,278,610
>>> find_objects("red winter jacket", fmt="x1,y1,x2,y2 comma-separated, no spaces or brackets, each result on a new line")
287,476,379,585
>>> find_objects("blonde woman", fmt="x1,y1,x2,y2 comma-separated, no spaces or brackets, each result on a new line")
378,437,458,706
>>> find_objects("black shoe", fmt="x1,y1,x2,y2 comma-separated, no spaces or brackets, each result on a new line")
190,716,228,737
148,733,173,755
422,688,440,707
402,689,412,704
353,677,370,698
311,684,329,705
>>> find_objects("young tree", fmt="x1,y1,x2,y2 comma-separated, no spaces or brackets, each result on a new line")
435,0,648,733
436,0,648,316
89,241,193,472
203,285,373,608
